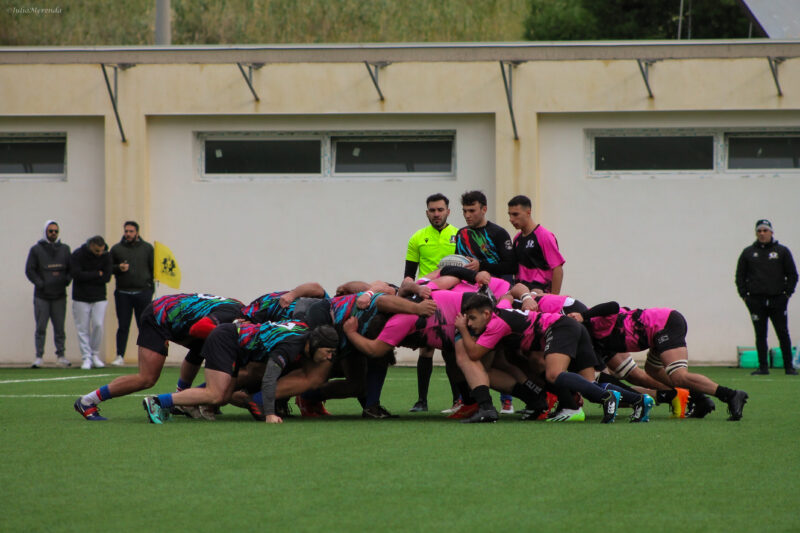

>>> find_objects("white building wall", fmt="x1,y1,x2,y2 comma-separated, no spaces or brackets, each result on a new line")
0,117,105,364
537,111,800,363
147,113,495,364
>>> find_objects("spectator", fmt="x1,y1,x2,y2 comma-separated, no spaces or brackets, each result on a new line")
71,235,113,369
736,219,798,375
25,220,72,368
110,221,154,366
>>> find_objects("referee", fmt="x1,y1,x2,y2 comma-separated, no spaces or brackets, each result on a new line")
404,193,458,412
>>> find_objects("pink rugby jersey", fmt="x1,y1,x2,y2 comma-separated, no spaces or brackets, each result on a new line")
587,307,673,353
475,308,564,352
377,290,465,350
513,225,565,291
535,294,573,314
426,276,510,300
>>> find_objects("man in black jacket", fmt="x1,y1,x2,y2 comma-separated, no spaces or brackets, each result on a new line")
736,219,798,375
110,221,154,366
71,236,113,370
25,220,72,368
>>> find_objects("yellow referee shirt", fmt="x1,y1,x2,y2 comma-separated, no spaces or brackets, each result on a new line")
406,224,458,277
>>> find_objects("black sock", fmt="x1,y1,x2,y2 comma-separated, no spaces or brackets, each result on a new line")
714,385,735,402
416,356,433,403
553,371,605,404
457,381,475,405
512,383,547,411
656,389,677,405
446,363,462,403
511,383,537,406
690,391,709,403
603,383,642,406
597,373,636,393
471,385,493,409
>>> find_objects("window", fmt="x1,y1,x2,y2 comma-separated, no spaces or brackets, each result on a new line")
594,136,714,171
0,135,66,178
728,134,800,169
333,137,453,174
200,131,455,179
205,139,321,174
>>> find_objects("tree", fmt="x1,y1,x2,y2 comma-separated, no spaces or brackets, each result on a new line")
525,0,755,41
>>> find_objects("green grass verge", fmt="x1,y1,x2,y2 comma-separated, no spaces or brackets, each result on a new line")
1,366,798,532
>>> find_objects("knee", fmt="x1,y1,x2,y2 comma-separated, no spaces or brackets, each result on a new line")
545,369,561,384
140,375,159,389
207,390,228,406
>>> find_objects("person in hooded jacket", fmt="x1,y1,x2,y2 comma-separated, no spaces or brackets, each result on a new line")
71,235,113,370
25,220,72,368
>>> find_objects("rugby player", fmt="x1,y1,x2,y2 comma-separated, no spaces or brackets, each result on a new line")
144,321,338,424
573,304,749,421
457,294,652,423
74,293,244,421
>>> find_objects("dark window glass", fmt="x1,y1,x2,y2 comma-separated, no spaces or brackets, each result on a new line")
334,139,453,173
205,140,320,174
728,136,800,169
0,138,66,174
595,136,714,171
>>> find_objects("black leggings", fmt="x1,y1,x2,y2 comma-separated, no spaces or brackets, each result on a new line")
114,289,153,356
745,295,793,369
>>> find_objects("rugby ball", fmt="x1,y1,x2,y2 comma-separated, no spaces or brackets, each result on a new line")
437,254,471,269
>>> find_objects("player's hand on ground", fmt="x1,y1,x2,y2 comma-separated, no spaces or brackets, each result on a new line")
265,414,283,424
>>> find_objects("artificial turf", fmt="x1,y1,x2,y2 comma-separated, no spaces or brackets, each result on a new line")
1,365,798,532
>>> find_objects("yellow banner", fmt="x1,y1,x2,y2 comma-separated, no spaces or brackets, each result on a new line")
153,241,182,289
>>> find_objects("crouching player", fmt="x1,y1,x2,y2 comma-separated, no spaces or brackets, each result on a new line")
573,305,749,421
74,293,244,421
143,321,338,424
457,294,653,423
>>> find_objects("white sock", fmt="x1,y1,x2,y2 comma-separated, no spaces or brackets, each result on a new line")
81,391,101,405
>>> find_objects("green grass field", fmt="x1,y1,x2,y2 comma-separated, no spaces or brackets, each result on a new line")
1,365,798,532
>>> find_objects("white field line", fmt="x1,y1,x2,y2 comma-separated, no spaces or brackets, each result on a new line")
0,374,113,384
0,394,149,398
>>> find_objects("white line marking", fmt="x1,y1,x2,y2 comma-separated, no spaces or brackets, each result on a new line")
0,374,113,384
0,394,149,399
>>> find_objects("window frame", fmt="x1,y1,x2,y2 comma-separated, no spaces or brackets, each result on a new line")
586,128,720,179
723,130,800,173
198,132,324,180
197,130,456,181
0,132,67,182
331,133,456,178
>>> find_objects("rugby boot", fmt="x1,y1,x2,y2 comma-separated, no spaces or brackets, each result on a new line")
600,390,621,424
670,387,689,418
727,390,749,421
74,398,107,421
447,402,479,419
461,405,499,424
